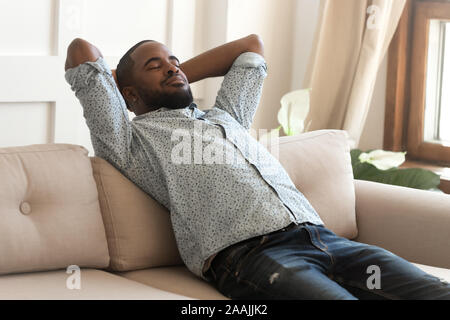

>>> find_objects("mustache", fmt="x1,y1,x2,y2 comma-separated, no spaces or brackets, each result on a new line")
163,73,184,85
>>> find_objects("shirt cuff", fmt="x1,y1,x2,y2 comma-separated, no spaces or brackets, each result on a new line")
65,57,112,89
232,52,267,70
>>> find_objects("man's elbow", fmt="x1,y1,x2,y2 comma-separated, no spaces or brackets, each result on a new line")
247,34,264,57
65,38,102,71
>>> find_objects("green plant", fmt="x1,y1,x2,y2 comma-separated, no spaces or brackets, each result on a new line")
351,149,442,192
264,89,443,192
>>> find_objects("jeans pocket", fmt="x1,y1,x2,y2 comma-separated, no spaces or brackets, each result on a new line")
224,242,254,267
233,235,269,278
210,242,254,292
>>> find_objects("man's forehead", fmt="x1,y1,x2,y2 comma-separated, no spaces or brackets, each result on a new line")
131,41,172,64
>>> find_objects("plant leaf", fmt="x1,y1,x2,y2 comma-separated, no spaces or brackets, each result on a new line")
350,149,364,168
356,165,440,190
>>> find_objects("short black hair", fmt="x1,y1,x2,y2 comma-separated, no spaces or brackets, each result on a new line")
116,40,154,106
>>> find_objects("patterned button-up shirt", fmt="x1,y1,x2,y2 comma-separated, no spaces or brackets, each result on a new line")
65,52,324,281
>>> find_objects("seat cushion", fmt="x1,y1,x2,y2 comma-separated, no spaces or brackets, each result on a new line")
274,130,357,238
0,269,191,300
117,266,228,300
117,263,449,300
0,144,109,275
413,263,450,283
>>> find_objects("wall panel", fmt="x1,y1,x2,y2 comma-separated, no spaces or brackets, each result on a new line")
0,0,57,56
0,102,55,147
82,0,168,57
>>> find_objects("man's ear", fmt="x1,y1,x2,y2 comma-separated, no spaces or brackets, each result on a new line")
111,69,118,87
121,86,140,112
122,86,138,104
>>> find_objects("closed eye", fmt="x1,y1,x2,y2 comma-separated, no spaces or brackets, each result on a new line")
144,57,162,69
143,56,180,69
169,56,180,67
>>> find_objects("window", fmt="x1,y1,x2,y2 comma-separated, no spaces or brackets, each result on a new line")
385,0,450,193
408,0,450,164
424,20,450,143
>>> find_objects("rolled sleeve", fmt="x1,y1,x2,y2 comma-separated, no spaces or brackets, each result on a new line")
65,57,132,168
214,52,268,130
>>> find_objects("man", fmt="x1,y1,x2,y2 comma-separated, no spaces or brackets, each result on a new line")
65,35,450,300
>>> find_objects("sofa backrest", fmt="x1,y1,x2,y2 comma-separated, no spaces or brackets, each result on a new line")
0,144,110,275
273,130,357,238
91,156,183,272
92,129,357,272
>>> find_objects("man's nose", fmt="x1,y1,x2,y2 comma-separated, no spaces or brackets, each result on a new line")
167,64,179,75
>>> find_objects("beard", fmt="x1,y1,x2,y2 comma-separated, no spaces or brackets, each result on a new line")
137,84,194,111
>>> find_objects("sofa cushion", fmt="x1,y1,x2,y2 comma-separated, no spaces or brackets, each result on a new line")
91,129,356,272
413,263,450,284
0,144,110,275
115,263,450,300
116,266,228,300
91,157,183,272
116,263,450,301
274,130,357,238
0,269,191,300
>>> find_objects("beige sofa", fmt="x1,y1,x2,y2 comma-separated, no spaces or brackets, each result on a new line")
1,129,449,300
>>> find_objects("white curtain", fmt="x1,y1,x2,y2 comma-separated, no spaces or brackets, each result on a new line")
303,0,406,148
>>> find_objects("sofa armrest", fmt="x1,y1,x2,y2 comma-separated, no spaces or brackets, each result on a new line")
353,179,450,269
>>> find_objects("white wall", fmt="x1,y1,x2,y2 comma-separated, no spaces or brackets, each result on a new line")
192,0,228,109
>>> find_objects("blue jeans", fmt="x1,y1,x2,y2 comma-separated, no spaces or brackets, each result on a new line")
206,223,450,300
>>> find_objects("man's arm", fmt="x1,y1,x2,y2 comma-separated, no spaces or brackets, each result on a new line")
184,35,267,129
65,38,132,169
180,34,264,84
65,38,103,71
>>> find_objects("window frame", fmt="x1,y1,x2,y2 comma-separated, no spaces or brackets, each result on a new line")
385,0,450,193
408,1,450,164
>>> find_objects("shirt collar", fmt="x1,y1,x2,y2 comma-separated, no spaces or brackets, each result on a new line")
132,102,200,121
156,102,197,112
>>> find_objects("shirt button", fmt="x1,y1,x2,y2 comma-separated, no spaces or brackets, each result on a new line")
20,201,32,215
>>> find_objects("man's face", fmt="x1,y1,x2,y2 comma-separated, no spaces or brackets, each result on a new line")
130,41,193,111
